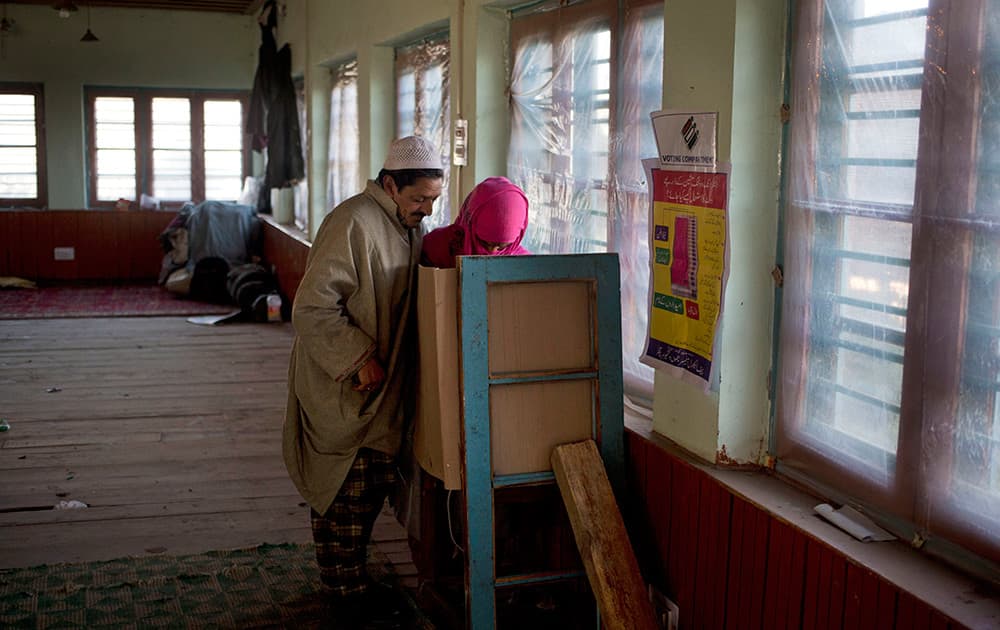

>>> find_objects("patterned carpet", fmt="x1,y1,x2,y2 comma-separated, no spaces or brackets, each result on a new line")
0,543,430,629
0,284,237,320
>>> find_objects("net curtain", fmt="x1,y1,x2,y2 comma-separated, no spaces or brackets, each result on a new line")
507,0,663,402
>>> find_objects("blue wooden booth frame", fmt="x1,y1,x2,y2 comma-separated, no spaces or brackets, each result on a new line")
457,253,625,629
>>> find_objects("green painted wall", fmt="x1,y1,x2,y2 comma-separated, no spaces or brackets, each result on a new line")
0,4,256,208
654,0,786,464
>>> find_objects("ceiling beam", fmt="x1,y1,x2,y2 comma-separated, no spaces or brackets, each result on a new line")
5,0,256,14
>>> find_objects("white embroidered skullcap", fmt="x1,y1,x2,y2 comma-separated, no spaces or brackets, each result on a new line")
383,135,443,171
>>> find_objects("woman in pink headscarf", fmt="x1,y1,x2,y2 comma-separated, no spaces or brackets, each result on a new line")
421,176,530,268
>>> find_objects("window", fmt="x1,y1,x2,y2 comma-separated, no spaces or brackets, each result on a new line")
203,100,244,201
86,88,248,208
508,0,664,399
777,0,1000,566
293,77,309,231
395,34,451,229
152,97,192,201
0,83,46,207
328,58,360,210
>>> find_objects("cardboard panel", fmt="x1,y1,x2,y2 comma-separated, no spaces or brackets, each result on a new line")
414,266,601,488
487,281,594,375
489,379,594,476
413,265,462,489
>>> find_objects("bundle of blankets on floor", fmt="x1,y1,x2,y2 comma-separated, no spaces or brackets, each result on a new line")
159,201,282,321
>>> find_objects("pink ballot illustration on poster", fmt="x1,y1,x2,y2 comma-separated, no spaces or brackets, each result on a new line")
642,159,730,390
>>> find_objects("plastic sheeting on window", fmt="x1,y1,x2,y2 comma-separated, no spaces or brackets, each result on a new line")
327,59,359,211
293,80,308,232
508,0,662,402
778,0,1000,566
395,37,451,229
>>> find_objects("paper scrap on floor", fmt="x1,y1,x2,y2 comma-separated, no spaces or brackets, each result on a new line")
814,503,896,542
187,310,243,325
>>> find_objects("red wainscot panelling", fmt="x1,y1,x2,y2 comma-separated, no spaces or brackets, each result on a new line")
0,212,10,273
0,212,25,276
623,429,966,630
3,210,309,290
260,217,310,306
76,210,120,279
0,210,175,282
35,211,60,279
130,211,174,280
15,211,39,279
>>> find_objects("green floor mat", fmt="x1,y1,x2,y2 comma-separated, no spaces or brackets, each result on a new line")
0,543,431,629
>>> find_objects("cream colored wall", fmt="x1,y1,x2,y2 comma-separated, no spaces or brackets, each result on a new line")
0,4,256,209
655,0,786,464
720,0,786,463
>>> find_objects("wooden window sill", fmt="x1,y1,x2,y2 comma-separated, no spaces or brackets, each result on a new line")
259,213,311,247
624,412,1000,629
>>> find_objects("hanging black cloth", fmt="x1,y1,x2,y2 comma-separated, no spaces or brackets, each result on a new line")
264,42,304,189
246,1,305,189
247,1,276,152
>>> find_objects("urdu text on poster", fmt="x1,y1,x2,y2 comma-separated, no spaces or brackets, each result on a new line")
641,163,729,389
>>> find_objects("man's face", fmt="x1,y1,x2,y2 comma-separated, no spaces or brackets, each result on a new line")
385,176,443,229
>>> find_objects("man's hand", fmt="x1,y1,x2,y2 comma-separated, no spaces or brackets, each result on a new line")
352,357,385,393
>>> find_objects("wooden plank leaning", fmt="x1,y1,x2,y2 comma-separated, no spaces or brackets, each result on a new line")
552,439,659,630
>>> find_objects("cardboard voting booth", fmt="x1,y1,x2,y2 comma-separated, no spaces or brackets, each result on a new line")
413,263,599,490
410,254,625,628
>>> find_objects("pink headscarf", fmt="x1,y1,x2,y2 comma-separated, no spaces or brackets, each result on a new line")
457,177,529,255
421,177,531,268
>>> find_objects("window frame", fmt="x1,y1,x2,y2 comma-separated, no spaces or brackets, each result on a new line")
776,0,1000,565
85,87,250,209
508,0,662,400
0,82,47,209
327,57,360,211
292,76,309,232
394,32,451,225
510,0,618,254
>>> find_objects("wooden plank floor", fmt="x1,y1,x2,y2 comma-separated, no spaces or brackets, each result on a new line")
0,316,415,587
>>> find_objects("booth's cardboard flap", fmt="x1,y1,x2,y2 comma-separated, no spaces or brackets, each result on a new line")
413,262,600,490
413,265,462,489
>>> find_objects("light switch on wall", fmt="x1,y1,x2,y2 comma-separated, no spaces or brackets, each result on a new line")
53,247,75,261
453,118,468,167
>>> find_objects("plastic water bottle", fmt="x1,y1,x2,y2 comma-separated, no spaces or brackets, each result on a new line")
266,294,282,322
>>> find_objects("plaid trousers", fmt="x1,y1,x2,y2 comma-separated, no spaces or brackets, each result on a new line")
311,448,397,598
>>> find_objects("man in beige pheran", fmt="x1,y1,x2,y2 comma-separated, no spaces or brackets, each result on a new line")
283,136,443,624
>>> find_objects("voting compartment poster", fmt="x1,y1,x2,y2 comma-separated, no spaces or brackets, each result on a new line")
641,159,730,389
650,110,718,171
